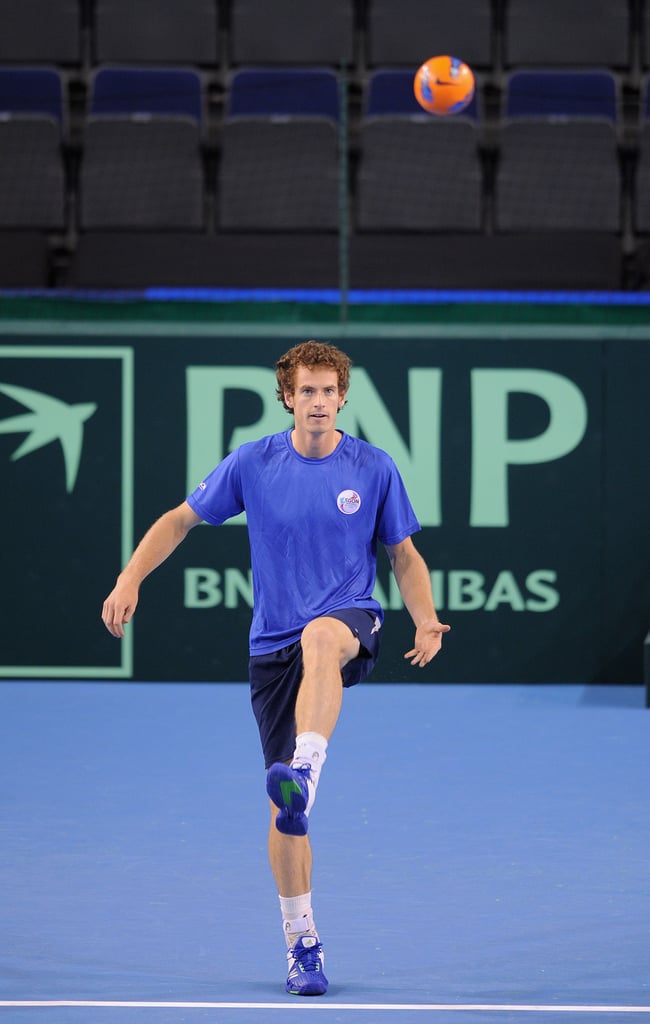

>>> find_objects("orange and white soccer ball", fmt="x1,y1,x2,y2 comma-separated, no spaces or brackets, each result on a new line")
413,55,475,116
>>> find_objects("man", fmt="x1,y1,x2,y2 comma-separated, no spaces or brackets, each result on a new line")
102,340,449,997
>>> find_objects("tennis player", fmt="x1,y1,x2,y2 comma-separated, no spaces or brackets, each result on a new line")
102,340,449,997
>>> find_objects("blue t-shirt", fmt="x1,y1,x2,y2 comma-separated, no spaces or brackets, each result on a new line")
187,429,420,654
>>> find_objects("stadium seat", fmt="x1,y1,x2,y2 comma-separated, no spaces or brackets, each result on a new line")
88,65,204,121
366,0,492,69
503,69,619,120
634,79,650,234
218,68,340,231
0,68,66,230
504,0,630,69
80,119,204,229
357,119,482,231
226,67,340,119
0,120,66,230
229,0,354,66
0,66,65,124
218,120,339,230
495,70,621,232
357,70,482,231
0,0,80,64
366,67,479,118
93,0,219,65
79,67,204,230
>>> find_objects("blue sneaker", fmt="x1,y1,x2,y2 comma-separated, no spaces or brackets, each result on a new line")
266,762,311,836
286,935,328,996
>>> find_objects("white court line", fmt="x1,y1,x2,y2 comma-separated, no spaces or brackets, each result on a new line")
1,1003,650,1013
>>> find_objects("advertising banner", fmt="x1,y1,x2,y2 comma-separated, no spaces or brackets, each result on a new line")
1,330,648,684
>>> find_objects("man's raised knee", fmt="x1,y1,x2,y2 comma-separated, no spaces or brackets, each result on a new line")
301,616,359,666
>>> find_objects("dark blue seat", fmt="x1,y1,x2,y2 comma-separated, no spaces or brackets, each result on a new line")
89,66,203,123
505,70,618,120
219,69,340,230
496,70,621,232
0,67,66,230
227,68,340,120
81,67,204,230
356,68,482,232
0,67,64,123
366,68,478,119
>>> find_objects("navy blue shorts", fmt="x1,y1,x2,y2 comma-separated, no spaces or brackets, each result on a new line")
249,608,382,768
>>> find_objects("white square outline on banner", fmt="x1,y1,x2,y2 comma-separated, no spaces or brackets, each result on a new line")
0,345,133,678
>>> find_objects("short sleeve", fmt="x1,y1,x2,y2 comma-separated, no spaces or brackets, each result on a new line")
186,449,245,525
376,457,421,546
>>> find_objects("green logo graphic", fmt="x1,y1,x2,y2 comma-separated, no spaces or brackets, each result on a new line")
280,779,302,806
0,382,97,493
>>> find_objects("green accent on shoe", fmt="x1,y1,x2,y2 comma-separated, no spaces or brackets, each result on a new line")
280,778,303,806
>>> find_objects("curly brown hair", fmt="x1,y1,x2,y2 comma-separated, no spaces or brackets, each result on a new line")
275,340,352,413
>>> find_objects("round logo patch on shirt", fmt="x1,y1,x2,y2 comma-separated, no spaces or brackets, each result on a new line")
337,489,361,515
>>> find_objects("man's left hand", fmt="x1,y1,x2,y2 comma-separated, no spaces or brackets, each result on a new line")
404,619,451,667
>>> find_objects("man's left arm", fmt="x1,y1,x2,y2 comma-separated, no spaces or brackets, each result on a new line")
385,536,451,667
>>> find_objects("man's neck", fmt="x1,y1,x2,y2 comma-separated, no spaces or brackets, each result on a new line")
291,427,342,459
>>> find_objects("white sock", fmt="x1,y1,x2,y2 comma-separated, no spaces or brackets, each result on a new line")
291,731,328,816
279,892,317,948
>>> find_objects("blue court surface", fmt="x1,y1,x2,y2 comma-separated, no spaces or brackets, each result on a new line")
1,681,648,1024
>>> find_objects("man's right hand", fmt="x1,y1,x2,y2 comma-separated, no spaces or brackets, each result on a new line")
102,578,139,638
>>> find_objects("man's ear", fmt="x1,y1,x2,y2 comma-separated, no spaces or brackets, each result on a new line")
284,390,294,409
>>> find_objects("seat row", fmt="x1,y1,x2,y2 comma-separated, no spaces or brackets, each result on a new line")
1,62,645,139
0,62,649,292
0,0,646,76
0,66,648,236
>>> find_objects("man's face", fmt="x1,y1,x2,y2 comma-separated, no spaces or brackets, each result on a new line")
284,365,344,437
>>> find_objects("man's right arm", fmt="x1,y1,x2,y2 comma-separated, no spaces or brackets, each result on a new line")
102,500,202,638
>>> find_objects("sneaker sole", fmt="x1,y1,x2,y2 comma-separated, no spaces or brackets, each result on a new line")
266,763,309,836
